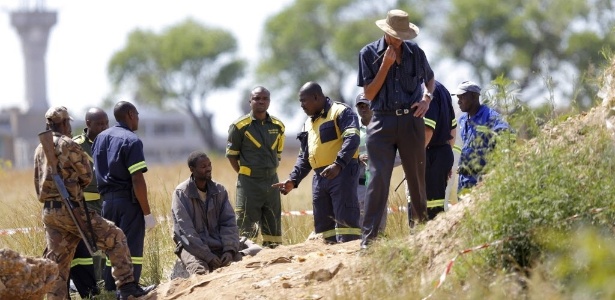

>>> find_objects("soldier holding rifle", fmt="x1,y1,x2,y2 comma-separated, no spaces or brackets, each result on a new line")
34,106,152,300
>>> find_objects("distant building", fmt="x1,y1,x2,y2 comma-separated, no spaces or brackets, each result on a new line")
125,111,206,164
1,4,207,169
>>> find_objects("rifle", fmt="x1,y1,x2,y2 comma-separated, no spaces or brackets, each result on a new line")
39,130,98,255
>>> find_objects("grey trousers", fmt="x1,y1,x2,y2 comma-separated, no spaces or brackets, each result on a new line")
178,238,261,275
357,183,387,232
361,112,427,246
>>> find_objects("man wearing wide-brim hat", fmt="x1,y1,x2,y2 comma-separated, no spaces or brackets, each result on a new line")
357,9,435,248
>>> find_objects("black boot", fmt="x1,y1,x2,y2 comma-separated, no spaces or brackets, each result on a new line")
118,282,156,299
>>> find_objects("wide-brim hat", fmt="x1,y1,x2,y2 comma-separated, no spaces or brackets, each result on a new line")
376,9,419,40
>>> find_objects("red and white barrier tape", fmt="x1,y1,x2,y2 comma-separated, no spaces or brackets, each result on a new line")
281,205,409,217
421,207,606,300
281,210,313,216
422,237,514,300
0,227,40,236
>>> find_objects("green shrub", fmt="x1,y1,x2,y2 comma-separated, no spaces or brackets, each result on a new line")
463,113,615,273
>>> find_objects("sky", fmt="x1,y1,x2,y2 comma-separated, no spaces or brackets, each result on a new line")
0,0,296,135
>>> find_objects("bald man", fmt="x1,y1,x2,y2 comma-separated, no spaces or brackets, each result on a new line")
69,107,109,298
274,82,361,244
93,101,156,294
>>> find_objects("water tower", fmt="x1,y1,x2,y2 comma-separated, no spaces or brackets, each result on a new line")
11,0,56,112
0,0,57,168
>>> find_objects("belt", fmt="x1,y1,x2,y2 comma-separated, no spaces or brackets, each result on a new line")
44,199,80,209
44,201,63,209
359,178,366,186
373,108,414,116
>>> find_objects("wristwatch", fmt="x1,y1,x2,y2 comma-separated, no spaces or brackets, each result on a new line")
424,92,433,100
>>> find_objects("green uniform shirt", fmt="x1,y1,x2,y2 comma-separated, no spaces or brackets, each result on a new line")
73,129,100,198
226,112,285,176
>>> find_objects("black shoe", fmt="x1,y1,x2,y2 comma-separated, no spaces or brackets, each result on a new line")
118,282,156,299
263,242,280,249
141,284,157,294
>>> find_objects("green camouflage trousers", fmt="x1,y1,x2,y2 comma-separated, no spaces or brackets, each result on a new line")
42,203,134,300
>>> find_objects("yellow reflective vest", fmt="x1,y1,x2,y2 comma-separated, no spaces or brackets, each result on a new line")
304,102,359,169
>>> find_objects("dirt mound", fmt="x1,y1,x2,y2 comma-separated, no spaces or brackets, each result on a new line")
0,248,58,299
148,239,367,299
149,196,486,300
411,193,482,285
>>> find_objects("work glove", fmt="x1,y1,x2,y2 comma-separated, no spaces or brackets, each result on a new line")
220,251,234,266
144,214,157,230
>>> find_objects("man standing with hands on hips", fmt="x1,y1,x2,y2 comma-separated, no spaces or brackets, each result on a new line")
93,101,157,294
358,9,436,248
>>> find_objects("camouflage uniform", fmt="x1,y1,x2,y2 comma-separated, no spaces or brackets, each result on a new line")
34,131,134,300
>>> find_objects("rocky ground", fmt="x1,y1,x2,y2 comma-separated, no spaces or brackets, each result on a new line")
151,238,367,300
0,248,58,299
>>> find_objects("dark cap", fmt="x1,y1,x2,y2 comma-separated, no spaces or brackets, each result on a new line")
355,93,370,105
451,81,481,95
45,106,73,124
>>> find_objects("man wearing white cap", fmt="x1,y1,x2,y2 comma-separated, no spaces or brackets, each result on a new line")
452,81,510,191
357,9,435,247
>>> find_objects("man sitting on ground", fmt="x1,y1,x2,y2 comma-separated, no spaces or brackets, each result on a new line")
172,151,261,275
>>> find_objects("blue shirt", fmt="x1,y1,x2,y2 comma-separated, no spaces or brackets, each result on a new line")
357,37,434,111
458,105,509,189
424,81,457,146
92,122,148,194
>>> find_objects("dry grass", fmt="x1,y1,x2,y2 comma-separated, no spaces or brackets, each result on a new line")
0,151,413,285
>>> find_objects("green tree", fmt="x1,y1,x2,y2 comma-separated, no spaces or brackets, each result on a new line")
257,0,420,107
107,19,246,151
440,0,615,109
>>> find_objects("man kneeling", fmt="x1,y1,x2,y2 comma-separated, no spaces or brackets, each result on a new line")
172,151,250,274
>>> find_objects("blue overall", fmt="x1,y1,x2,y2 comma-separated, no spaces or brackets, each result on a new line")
93,122,147,291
